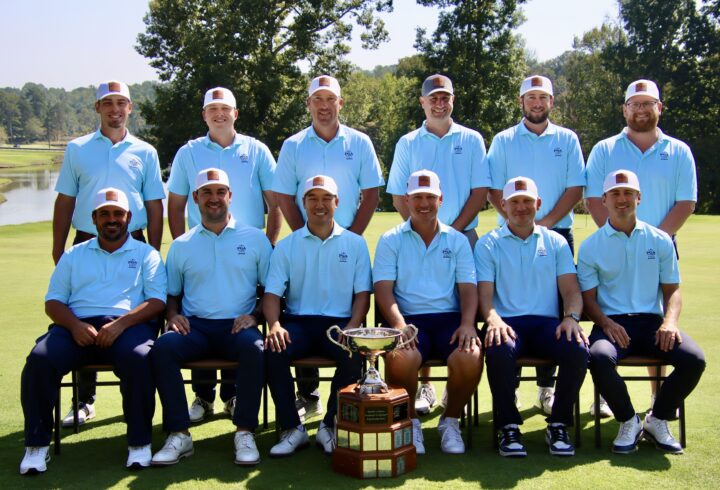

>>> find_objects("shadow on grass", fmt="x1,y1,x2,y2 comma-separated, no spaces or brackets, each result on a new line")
2,408,677,489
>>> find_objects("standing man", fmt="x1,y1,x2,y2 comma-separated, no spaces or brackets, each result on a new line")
477,176,587,457
151,169,271,466
585,79,698,414
578,170,705,454
272,75,384,415
166,87,281,423
487,75,586,415
20,188,166,474
386,73,491,414
264,175,371,456
52,80,166,428
374,170,481,455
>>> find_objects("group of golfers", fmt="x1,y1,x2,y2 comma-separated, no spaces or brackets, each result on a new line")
18,72,705,475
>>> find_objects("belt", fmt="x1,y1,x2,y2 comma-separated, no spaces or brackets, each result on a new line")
75,229,145,242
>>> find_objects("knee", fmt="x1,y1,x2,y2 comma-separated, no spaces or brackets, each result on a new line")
484,342,514,366
448,350,482,375
560,340,590,367
589,340,616,369
150,332,182,364
117,343,152,370
678,348,706,375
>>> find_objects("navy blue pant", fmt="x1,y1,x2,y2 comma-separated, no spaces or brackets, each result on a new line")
484,315,588,427
589,314,705,422
151,317,265,432
406,312,466,363
266,315,362,430
191,369,236,403
21,317,156,446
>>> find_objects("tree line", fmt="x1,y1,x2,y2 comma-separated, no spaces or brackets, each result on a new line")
1,1,717,212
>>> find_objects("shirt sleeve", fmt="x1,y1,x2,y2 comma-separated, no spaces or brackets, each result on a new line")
264,241,290,297
487,135,507,190
358,135,385,189
658,232,681,284
585,142,607,198
576,240,599,292
473,235,496,283
555,236,577,276
353,238,373,293
165,243,184,297
271,139,299,196
142,248,167,302
675,142,698,202
256,141,277,191
167,145,192,197
372,234,398,282
565,132,587,188
257,236,273,287
54,144,79,197
45,250,73,303
386,137,410,195
470,132,491,189
454,234,477,284
141,146,166,201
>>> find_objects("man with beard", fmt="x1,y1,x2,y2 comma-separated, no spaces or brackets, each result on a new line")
579,170,704,454
486,75,586,416
585,80,698,415
386,74,491,415
166,87,282,424
20,188,167,474
151,169,272,467
52,80,166,428
272,75,384,418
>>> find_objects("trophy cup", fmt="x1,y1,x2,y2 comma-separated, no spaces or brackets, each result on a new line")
326,325,418,479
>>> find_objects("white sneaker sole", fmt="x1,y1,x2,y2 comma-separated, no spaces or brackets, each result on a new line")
151,448,194,466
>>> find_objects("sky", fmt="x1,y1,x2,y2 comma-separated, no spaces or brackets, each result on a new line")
0,0,619,90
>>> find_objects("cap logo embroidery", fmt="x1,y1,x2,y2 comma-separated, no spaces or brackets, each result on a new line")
432,76,445,88
212,89,223,99
105,190,119,201
635,82,647,92
514,180,527,191
615,173,629,184
108,82,121,92
313,176,325,186
418,175,431,187
207,170,220,181
531,77,543,87
319,77,331,87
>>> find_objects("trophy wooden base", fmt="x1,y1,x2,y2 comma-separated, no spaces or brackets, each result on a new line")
332,385,417,479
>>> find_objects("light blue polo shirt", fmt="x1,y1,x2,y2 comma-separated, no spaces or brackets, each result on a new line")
373,220,476,315
45,237,167,319
585,128,697,227
166,219,272,319
167,133,276,229
475,225,576,318
272,124,385,228
265,222,372,317
55,129,166,234
488,120,586,229
387,122,491,230
577,219,679,316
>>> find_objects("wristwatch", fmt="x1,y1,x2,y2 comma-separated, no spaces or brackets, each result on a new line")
564,312,581,323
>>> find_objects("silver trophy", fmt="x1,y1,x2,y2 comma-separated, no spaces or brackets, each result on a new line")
327,325,418,394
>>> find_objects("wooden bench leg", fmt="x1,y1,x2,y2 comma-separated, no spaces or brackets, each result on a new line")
54,386,61,455
679,400,686,448
574,391,581,448
72,370,80,433
594,384,601,448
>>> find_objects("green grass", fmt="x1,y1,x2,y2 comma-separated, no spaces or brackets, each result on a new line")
0,148,63,168
1,212,718,489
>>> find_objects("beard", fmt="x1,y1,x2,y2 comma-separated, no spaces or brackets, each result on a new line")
626,111,659,132
524,108,550,125
97,221,128,242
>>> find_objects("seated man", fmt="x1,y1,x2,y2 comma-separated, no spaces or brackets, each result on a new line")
578,169,705,454
476,176,587,457
264,175,370,456
151,168,272,466
20,188,166,474
374,170,481,455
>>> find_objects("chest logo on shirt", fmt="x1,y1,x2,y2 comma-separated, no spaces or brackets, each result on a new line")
453,145,463,155
237,244,247,255
338,251,348,263
344,150,354,160
537,247,548,257
553,147,563,157
646,248,656,260
127,156,142,168
442,248,452,259
128,259,138,269
659,151,669,161
239,153,249,162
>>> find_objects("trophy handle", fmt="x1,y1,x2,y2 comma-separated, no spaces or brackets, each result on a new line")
326,325,353,358
396,324,418,350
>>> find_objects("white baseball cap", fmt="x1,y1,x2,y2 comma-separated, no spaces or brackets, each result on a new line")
603,169,641,193
195,168,231,191
94,187,130,212
625,79,660,102
96,81,131,102
407,170,442,196
520,75,553,97
421,74,454,97
503,176,539,200
203,87,236,108
303,175,338,197
308,75,341,98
